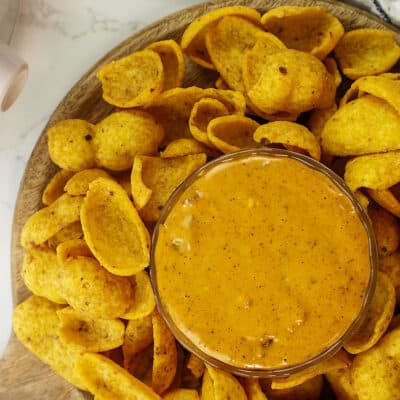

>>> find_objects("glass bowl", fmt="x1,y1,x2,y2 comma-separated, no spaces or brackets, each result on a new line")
150,148,378,378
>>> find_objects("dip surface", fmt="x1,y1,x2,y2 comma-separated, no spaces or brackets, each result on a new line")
154,154,371,370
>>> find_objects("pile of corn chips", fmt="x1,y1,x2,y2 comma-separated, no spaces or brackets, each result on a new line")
14,5,400,400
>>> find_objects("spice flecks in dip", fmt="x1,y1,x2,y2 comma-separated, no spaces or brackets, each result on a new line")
154,155,370,370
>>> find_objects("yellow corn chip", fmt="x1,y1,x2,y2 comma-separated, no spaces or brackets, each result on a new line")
152,311,178,394
76,352,162,399
261,6,344,59
351,327,400,400
13,295,86,390
57,306,125,352
344,151,400,192
94,110,164,171
47,119,97,172
247,49,335,115
121,271,156,320
147,40,185,90
325,368,358,400
186,354,205,379
81,178,150,276
205,16,264,91
56,238,92,263
161,138,220,158
21,246,65,304
272,350,350,389
205,364,247,400
42,169,74,205
368,206,400,256
64,168,113,196
181,6,261,70
240,378,267,400
207,115,259,153
97,49,164,107
189,98,229,147
123,314,154,370
254,121,321,160
60,255,133,319
335,29,400,79
367,188,400,218
47,221,83,249
345,272,395,354
21,193,83,248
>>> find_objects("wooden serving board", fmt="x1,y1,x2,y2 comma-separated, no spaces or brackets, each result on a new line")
1,0,399,398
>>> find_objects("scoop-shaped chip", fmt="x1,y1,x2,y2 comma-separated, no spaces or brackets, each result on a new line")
189,98,229,147
94,111,164,171
367,188,400,218
97,49,164,108
205,365,247,400
186,354,205,379
324,368,358,400
47,221,83,249
207,115,259,153
144,87,246,145
271,350,350,389
47,119,97,172
247,49,335,115
56,238,92,264
147,40,185,90
13,295,86,390
254,121,321,160
341,75,400,115
344,151,400,192
161,138,220,158
57,306,125,352
164,389,200,400
81,178,150,276
261,6,344,59
131,154,207,222
334,29,400,80
242,32,286,93
379,252,400,306
240,378,267,400
368,207,400,256
64,168,113,195
42,169,74,205
181,6,261,70
76,352,162,399
205,15,264,91
123,314,154,370
60,255,133,319
351,327,400,400
21,193,83,248
21,246,65,304
112,170,133,199
322,96,400,156
345,272,396,354
152,311,178,394
262,375,323,400
121,271,156,320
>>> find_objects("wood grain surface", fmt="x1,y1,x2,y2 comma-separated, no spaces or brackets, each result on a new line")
1,0,399,398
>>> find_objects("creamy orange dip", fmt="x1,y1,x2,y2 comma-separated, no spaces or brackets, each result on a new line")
154,154,371,370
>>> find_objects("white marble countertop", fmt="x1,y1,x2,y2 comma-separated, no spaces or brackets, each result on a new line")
0,0,204,357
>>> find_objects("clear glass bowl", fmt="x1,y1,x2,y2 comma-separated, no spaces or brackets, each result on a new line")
150,148,378,378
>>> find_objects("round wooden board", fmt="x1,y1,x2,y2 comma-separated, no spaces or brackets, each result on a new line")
1,0,399,398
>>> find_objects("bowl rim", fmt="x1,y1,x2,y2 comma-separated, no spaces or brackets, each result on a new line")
149,147,378,378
